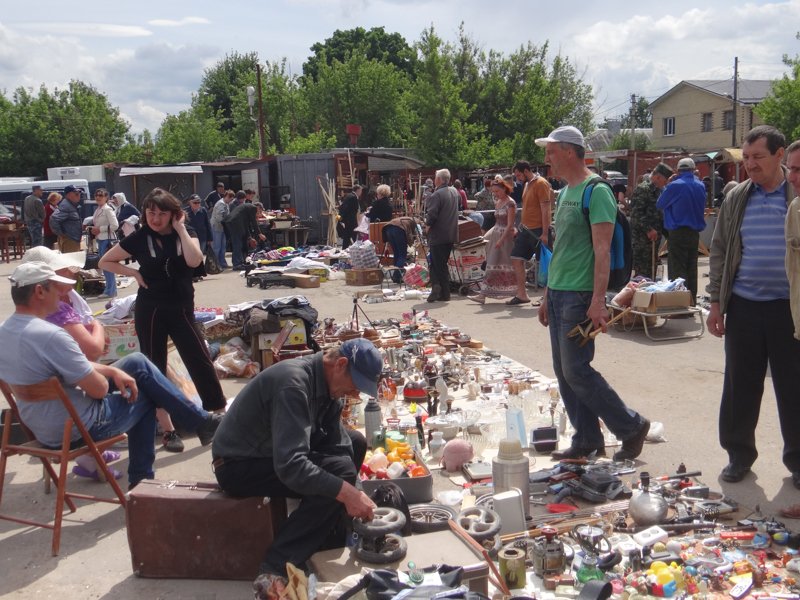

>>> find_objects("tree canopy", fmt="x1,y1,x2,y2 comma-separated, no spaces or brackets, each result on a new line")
756,32,800,140
0,25,604,175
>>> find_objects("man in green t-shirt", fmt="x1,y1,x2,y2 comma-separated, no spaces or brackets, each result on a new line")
535,126,650,461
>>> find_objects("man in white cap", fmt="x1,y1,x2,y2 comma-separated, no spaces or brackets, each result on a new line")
0,262,223,489
656,156,706,304
534,126,650,462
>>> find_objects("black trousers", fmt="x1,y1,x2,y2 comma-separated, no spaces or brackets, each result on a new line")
720,295,800,471
666,227,699,303
214,430,367,576
429,243,453,297
134,302,226,411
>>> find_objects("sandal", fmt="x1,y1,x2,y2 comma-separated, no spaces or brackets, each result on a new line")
102,450,121,464
505,296,530,306
468,295,486,304
72,464,123,481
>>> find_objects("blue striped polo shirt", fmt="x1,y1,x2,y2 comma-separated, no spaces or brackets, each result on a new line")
732,180,789,301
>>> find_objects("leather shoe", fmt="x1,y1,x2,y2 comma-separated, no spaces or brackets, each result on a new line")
613,419,650,461
792,472,800,490
427,284,442,303
720,462,751,483
551,446,606,460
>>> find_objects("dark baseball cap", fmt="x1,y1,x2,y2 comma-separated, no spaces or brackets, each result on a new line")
340,338,382,398
63,185,80,194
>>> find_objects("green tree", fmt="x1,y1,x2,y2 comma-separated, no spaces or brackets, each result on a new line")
114,130,156,163
0,81,128,176
756,32,800,140
610,131,651,151
153,100,229,163
302,50,411,147
406,26,482,167
303,27,416,82
197,51,260,150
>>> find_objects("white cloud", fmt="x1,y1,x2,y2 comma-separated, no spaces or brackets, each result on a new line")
148,16,210,27
15,22,152,37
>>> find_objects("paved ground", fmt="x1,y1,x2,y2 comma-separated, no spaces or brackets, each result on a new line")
0,256,796,599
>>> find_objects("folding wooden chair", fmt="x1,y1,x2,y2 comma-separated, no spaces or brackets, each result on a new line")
0,377,127,555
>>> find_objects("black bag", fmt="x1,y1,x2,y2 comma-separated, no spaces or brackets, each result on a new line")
338,565,484,600
204,246,221,275
84,232,100,270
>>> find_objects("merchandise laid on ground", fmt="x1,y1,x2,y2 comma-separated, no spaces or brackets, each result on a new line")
237,303,800,598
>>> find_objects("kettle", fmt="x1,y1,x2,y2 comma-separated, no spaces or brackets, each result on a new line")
628,471,668,526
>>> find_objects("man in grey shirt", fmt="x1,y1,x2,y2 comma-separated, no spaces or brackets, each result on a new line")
424,168,459,302
23,185,45,247
212,338,381,589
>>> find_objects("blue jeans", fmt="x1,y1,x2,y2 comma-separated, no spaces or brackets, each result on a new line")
546,289,643,449
87,352,209,486
212,229,228,268
27,221,43,247
98,239,117,297
383,225,408,283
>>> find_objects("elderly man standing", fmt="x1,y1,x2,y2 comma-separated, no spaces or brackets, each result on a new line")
49,185,84,253
629,163,673,279
656,157,706,303
708,126,800,485
425,168,460,303
212,338,380,593
536,126,650,461
23,185,46,247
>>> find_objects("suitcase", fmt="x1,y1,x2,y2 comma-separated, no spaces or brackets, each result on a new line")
457,217,482,244
126,480,286,580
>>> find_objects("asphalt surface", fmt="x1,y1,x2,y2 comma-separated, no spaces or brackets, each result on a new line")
0,255,796,599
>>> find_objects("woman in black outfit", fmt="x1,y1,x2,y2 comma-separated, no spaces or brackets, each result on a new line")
100,188,226,451
366,184,393,223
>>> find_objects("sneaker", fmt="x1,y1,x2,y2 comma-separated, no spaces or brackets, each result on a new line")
613,419,650,461
253,572,288,600
162,430,185,453
197,413,224,446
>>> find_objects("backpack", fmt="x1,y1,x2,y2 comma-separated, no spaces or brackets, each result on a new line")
581,176,632,292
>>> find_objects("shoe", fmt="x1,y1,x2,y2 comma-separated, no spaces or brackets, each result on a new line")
720,462,751,483
468,294,485,304
506,296,530,306
613,419,650,461
162,430,185,453
197,413,224,446
427,284,442,303
551,446,606,460
253,572,289,600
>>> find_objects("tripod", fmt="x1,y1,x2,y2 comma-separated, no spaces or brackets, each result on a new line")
351,297,376,330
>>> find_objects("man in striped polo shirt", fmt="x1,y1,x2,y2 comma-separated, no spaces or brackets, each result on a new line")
707,125,799,486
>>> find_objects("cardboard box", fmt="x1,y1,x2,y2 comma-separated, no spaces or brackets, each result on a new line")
284,273,320,288
345,268,383,286
100,320,140,363
307,267,328,282
255,318,307,349
632,290,692,313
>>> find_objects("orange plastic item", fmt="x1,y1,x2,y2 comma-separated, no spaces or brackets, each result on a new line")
409,465,427,477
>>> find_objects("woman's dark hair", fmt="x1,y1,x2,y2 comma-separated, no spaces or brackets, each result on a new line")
141,188,182,224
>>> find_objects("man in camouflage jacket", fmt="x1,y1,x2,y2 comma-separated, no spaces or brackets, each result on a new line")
629,163,673,279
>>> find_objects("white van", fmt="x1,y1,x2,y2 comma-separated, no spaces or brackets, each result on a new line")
0,179,92,220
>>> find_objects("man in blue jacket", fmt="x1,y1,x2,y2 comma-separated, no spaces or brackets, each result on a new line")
656,158,706,304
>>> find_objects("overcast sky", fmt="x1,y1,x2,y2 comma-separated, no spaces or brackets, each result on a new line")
1,0,798,134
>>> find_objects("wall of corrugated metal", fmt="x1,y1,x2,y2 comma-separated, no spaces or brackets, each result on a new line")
276,153,335,244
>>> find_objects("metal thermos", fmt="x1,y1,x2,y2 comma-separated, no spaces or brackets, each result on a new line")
364,398,382,449
492,438,531,517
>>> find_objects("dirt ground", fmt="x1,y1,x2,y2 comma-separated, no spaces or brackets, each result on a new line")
0,255,796,599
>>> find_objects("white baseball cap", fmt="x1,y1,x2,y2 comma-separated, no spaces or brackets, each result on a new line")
535,125,586,148
22,246,84,272
9,262,75,287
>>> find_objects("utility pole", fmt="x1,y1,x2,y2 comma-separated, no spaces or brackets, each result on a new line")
731,57,739,147
256,63,267,160
630,94,638,184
